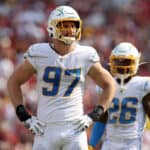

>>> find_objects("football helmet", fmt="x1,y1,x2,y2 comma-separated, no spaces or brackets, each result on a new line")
109,42,141,80
47,6,82,44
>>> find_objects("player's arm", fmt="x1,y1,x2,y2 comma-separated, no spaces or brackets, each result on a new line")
87,62,115,117
88,62,115,111
7,59,36,108
7,59,45,135
142,93,150,119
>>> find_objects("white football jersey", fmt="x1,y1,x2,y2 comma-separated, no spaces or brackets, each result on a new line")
24,43,99,123
106,76,150,139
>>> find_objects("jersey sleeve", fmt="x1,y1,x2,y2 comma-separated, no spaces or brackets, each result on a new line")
85,47,100,74
24,45,38,70
24,44,48,71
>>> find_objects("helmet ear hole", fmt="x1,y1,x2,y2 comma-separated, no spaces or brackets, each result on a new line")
47,27,54,38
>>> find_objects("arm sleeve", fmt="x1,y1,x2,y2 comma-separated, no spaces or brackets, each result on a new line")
89,122,106,147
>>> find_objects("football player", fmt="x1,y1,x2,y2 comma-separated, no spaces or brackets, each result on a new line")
88,42,150,150
7,5,115,150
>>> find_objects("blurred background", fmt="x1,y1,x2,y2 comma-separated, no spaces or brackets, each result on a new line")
0,0,150,150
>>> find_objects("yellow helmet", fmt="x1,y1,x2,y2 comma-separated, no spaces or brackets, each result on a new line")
109,42,141,79
47,6,82,44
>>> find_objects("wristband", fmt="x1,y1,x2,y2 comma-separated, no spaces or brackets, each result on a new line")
16,105,31,122
88,105,104,122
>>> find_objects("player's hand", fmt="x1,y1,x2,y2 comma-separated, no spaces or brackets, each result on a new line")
73,115,93,132
88,145,94,150
23,116,46,135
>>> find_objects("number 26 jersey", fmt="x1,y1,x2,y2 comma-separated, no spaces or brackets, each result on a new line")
107,76,150,139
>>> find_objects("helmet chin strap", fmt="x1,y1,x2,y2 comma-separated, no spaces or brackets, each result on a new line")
116,74,131,92
120,76,126,91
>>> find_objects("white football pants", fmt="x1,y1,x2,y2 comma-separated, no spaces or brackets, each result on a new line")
32,122,88,150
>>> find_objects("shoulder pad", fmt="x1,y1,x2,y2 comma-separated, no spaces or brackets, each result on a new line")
24,43,49,58
78,45,100,62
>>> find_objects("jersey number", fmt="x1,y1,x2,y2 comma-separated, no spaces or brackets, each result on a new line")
42,67,81,97
108,97,138,124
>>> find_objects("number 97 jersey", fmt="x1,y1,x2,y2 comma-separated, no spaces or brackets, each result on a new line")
24,43,99,124
107,76,150,139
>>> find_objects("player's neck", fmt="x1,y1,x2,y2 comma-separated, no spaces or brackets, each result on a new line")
52,40,76,56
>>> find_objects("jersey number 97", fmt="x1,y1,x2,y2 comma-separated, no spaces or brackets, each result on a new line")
42,66,81,97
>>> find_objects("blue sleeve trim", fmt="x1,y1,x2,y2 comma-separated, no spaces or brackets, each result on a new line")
89,122,106,147
144,81,148,92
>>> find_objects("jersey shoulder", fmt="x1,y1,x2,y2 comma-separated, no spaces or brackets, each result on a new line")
76,44,100,62
132,76,150,84
130,76,150,93
77,44,97,54
24,43,51,58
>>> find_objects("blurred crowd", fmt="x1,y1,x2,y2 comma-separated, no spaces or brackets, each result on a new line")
0,0,150,149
